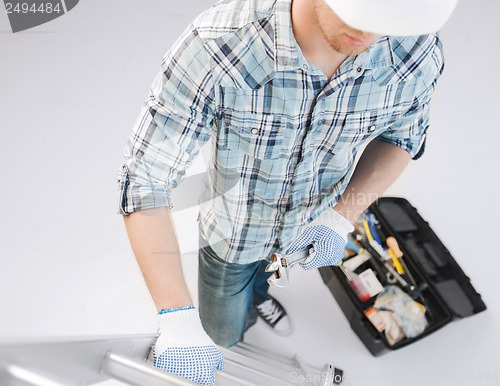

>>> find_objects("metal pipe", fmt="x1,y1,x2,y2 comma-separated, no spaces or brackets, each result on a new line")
100,351,198,386
3,365,77,386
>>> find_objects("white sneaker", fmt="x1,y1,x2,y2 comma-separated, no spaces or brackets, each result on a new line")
255,296,293,336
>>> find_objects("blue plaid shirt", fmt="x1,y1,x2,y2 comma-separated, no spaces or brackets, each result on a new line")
118,0,444,263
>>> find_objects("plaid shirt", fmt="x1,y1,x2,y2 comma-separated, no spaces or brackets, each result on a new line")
118,0,444,263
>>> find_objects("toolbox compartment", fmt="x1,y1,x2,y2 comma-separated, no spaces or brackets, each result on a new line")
319,197,487,356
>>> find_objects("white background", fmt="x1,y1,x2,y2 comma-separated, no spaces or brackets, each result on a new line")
0,1,499,385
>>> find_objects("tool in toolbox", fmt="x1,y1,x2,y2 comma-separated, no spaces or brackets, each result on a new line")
361,212,432,315
266,247,315,288
351,229,416,292
386,236,415,285
341,249,371,271
385,236,405,274
338,263,371,302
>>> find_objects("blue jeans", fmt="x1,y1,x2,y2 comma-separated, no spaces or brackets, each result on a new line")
198,240,273,347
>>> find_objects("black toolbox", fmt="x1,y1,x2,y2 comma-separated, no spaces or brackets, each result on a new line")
319,197,487,356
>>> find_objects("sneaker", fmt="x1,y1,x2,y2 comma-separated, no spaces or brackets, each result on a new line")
255,296,293,336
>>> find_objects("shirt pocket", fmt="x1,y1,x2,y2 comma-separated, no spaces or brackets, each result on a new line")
219,111,287,160
329,110,402,155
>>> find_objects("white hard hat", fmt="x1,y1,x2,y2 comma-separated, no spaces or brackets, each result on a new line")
325,0,459,36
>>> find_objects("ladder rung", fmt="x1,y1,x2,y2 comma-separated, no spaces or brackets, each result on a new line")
101,351,198,386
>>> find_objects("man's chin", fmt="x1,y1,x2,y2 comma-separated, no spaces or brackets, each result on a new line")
318,23,376,56
326,37,373,56
335,44,372,56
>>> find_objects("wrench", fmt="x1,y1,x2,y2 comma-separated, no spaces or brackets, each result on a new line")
265,247,315,288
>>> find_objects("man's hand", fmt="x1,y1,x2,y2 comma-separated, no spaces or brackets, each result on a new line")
286,209,354,269
152,306,224,386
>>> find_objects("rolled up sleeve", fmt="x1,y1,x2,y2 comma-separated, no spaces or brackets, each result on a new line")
118,26,215,215
375,98,431,160
376,37,444,160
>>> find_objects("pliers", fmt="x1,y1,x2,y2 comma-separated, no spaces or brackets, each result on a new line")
265,247,315,288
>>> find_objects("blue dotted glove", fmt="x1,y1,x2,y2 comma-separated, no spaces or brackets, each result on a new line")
286,209,354,270
152,306,224,386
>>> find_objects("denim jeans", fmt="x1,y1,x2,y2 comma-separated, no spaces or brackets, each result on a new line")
198,240,273,347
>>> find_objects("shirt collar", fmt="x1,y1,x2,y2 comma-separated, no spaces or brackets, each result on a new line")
355,36,395,70
273,0,395,73
274,0,302,71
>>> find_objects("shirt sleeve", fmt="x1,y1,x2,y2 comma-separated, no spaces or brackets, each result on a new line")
375,37,445,160
375,98,431,160
118,25,215,215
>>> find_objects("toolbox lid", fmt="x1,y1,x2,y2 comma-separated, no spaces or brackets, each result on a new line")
371,197,487,318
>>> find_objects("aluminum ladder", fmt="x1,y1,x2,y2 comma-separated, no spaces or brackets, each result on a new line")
0,334,343,385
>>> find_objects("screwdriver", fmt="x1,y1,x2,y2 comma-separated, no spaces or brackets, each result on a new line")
352,230,415,292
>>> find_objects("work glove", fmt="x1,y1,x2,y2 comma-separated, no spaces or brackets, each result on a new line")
152,306,224,386
286,209,354,270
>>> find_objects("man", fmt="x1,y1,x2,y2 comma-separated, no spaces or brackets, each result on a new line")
118,0,457,384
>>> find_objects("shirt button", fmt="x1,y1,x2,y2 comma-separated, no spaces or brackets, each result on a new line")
302,63,309,70
356,67,363,73
368,125,376,132
251,128,259,135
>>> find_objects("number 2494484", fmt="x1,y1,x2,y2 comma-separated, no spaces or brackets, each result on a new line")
5,2,62,14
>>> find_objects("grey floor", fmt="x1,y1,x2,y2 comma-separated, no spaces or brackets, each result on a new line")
1,1,499,385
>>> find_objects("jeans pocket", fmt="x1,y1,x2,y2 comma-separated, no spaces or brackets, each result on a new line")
198,241,261,296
